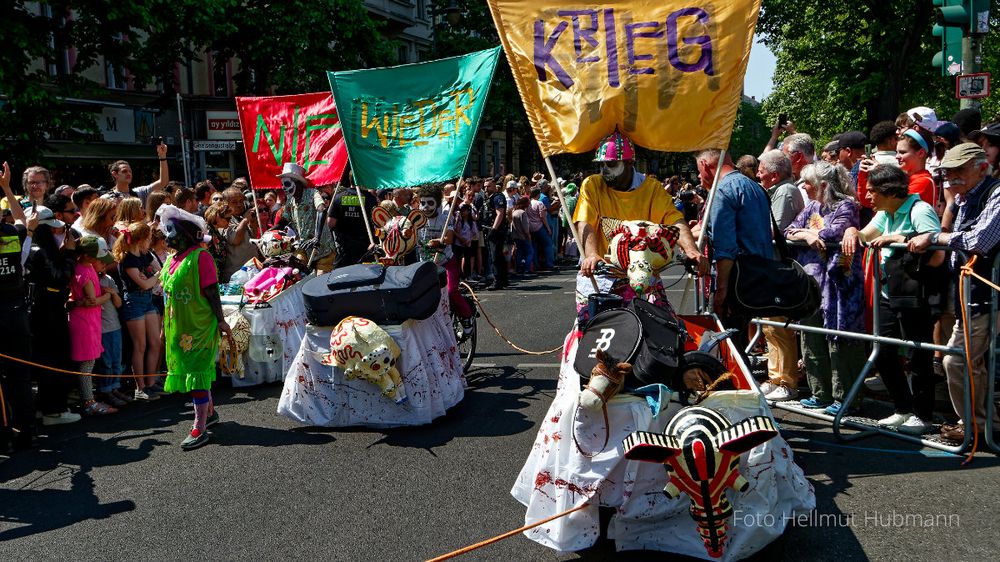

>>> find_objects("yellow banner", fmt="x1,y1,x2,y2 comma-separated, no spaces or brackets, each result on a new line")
488,0,761,156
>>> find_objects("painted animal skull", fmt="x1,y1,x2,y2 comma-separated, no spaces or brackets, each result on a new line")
608,221,679,295
623,406,778,558
371,207,427,266
323,316,407,403
252,228,297,258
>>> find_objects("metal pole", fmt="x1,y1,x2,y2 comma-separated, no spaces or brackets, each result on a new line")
543,157,599,292
176,93,191,187
354,184,376,247
959,34,983,111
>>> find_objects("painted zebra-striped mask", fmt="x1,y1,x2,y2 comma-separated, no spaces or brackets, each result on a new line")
623,406,778,558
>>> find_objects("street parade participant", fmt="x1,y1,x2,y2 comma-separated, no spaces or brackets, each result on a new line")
415,183,474,327
276,163,336,267
157,205,233,450
574,130,704,324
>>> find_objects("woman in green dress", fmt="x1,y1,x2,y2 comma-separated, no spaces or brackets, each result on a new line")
158,205,233,450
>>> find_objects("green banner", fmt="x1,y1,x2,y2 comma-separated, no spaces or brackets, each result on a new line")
328,47,501,189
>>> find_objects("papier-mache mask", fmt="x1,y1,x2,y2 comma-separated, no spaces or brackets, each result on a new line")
371,206,427,265
607,220,680,295
623,406,778,559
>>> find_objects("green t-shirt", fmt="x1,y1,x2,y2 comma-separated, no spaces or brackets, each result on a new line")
869,194,941,296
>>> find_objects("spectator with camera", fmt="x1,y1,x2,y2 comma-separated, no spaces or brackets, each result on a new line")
108,142,168,205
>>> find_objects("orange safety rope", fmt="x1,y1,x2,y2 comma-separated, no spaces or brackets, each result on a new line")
460,282,563,356
425,502,590,562
0,352,158,379
958,256,983,464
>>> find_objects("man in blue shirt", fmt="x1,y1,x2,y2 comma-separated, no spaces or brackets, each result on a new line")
697,149,774,314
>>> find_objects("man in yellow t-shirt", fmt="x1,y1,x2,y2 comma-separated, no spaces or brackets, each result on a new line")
571,130,703,323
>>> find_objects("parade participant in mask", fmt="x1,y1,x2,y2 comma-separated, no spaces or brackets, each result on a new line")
574,130,704,324
276,163,336,265
416,184,474,326
157,205,233,450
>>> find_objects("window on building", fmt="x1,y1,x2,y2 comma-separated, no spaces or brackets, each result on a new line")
41,4,70,77
212,53,230,97
105,33,128,90
398,45,409,64
417,0,427,19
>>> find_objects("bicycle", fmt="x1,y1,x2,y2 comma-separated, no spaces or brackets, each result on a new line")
452,283,478,373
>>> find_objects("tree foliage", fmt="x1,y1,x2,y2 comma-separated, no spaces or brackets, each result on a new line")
757,0,998,143
0,0,396,165
209,0,396,95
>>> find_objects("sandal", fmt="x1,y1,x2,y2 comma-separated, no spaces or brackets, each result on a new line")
83,400,118,416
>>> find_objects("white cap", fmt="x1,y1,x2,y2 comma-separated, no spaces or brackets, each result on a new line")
906,106,939,133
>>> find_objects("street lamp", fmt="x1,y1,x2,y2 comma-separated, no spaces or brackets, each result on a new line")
430,1,462,56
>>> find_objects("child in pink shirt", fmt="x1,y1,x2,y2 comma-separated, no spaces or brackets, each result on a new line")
70,236,117,415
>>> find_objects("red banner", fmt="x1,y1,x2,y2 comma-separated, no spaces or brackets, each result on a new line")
236,92,349,190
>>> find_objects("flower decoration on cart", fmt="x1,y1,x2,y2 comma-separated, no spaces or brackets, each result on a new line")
321,316,407,404
623,407,778,559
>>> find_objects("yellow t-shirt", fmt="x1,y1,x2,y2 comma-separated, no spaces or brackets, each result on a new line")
572,173,683,257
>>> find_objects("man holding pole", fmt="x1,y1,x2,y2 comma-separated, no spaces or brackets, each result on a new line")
573,130,704,324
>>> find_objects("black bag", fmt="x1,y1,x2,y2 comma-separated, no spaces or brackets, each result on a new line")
629,299,686,386
728,214,820,320
883,249,950,314
574,300,686,388
302,261,442,326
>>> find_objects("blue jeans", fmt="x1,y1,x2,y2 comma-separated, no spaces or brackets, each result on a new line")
531,227,554,270
95,329,123,393
122,290,157,321
514,239,534,273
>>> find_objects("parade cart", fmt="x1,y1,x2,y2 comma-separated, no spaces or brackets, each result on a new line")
276,285,465,428
510,313,815,560
220,274,311,388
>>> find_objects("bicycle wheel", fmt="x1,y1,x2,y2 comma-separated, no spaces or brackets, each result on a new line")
455,314,477,373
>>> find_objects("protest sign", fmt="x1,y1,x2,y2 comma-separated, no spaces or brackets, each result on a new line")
487,0,762,155
329,47,501,189
236,92,349,189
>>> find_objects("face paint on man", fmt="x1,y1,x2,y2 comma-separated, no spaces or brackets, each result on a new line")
601,161,627,185
419,197,439,217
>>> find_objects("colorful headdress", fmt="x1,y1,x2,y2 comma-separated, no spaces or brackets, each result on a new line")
593,129,636,162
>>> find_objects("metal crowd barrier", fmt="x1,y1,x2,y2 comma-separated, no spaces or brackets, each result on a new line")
698,242,999,456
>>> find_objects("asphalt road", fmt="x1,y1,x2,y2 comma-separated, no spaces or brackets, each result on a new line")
2,266,1000,561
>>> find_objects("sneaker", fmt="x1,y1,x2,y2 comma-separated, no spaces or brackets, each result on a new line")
758,380,779,395
898,416,932,435
134,389,161,402
877,413,913,428
206,411,220,429
864,376,887,392
82,400,118,416
765,385,799,402
799,396,833,409
181,429,210,450
111,389,134,403
823,401,854,416
42,411,82,426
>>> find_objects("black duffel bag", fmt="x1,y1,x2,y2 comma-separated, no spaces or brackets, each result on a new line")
574,298,686,388
728,214,820,320
302,261,442,327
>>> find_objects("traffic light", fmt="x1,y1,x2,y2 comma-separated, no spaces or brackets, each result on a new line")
931,0,966,76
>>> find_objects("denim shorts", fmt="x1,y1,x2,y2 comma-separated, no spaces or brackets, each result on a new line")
121,289,158,321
